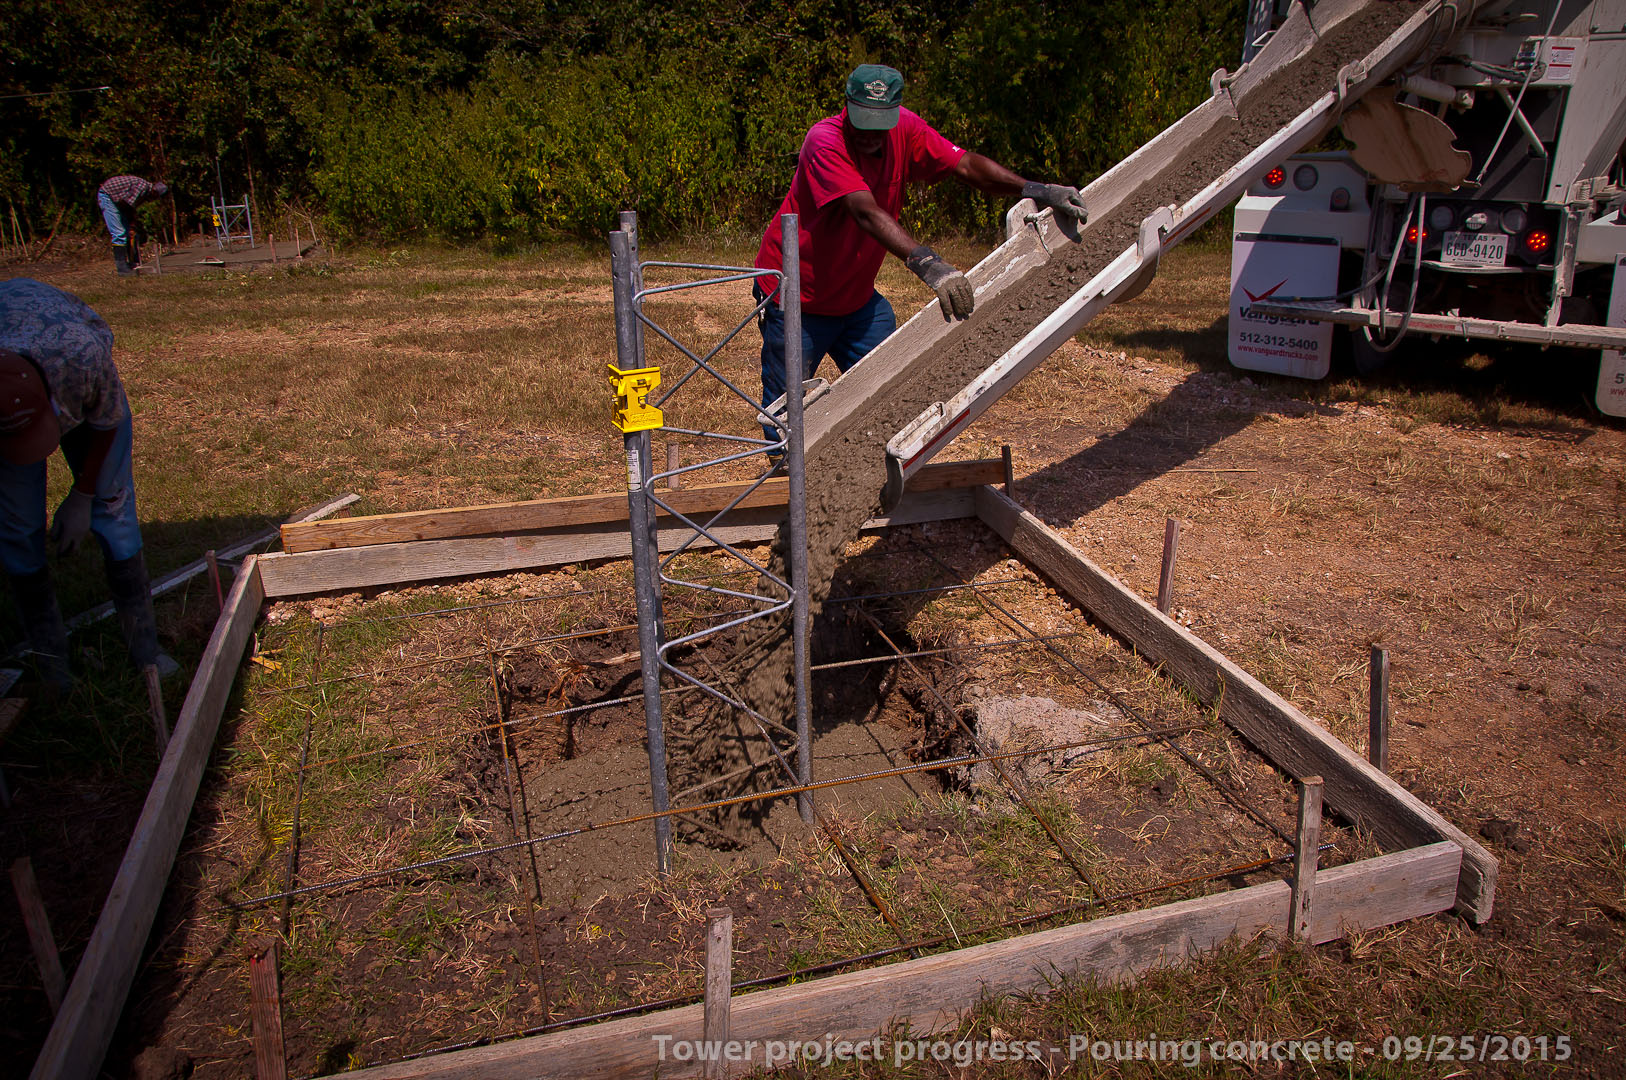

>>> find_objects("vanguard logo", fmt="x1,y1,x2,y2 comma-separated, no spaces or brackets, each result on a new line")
1237,278,1310,326
1243,279,1288,304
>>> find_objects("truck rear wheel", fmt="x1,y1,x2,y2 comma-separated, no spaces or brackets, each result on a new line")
1349,326,1393,375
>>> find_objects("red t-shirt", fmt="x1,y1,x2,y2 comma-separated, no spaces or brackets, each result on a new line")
756,107,965,316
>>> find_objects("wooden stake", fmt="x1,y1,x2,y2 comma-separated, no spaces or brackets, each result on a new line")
269,233,278,264
10,857,67,1014
206,549,224,612
249,944,288,1080
666,443,682,490
1369,646,1390,773
1156,517,1181,614
1001,445,1015,497
144,665,170,753
0,697,21,809
703,906,733,1078
1290,776,1323,941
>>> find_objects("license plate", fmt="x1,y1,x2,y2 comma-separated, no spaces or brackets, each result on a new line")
1441,231,1508,267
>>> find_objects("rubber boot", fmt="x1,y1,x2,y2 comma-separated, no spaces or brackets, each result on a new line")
112,244,134,276
8,568,72,694
106,551,179,677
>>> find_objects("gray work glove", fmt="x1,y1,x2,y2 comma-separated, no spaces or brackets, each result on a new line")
905,245,974,321
1022,181,1088,223
50,489,93,557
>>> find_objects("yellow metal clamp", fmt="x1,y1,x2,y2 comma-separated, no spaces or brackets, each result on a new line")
607,364,663,433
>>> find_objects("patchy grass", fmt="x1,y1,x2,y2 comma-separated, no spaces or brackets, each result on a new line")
3,232,1621,1073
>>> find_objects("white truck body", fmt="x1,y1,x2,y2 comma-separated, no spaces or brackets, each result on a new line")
1229,0,1626,415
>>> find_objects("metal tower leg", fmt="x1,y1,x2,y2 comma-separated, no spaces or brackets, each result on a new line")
611,228,674,876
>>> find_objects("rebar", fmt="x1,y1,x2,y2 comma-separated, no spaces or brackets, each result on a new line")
279,622,325,934
398,846,1314,1064
487,646,548,998
854,608,1107,903
293,630,1083,774
232,726,1193,909
916,547,1294,845
261,576,1029,698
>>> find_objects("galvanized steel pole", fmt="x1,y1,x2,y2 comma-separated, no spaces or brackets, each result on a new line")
611,225,674,874
620,212,666,647
781,217,814,822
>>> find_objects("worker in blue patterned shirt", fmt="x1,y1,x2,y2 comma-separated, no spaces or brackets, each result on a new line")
0,278,177,692
97,175,168,276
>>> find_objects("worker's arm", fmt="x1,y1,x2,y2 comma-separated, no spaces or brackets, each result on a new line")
839,189,974,321
839,188,921,260
68,426,116,494
49,425,117,556
951,152,1026,197
953,153,1089,223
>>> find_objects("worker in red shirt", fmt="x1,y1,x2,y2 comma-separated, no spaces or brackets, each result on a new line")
754,64,1087,434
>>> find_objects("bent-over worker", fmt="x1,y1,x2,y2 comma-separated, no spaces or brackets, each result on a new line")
0,278,177,691
97,174,168,276
753,63,1087,432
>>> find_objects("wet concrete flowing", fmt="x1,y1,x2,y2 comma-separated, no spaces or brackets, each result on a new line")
671,3,1428,829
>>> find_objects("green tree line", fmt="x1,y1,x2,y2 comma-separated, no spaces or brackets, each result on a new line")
0,0,1242,245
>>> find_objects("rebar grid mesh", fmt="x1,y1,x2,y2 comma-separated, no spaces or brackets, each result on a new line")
216,529,1331,1071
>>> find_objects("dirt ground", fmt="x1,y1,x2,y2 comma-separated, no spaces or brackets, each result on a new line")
109,523,1353,1076
0,233,1621,1075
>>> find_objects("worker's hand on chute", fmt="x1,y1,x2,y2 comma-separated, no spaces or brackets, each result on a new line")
1022,181,1088,223
49,489,93,557
905,245,974,321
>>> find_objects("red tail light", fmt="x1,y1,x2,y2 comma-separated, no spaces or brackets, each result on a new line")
1524,230,1550,254
1405,225,1427,245
1264,167,1286,189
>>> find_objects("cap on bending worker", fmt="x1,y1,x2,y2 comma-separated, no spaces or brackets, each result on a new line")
752,63,1088,440
0,278,178,694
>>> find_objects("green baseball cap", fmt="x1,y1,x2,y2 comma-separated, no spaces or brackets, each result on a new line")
845,64,904,130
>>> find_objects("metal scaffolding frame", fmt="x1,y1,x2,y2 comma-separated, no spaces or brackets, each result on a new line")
209,193,255,250
609,210,814,874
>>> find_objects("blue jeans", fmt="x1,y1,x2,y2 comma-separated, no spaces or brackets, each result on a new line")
758,287,895,441
0,410,143,575
98,191,133,245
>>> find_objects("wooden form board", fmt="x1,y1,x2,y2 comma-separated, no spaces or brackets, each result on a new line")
343,843,1461,1079
280,459,1005,553
32,470,1488,1078
258,486,974,599
971,485,1496,923
30,557,267,1080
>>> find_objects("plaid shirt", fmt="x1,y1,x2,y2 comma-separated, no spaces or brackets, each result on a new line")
98,175,157,206
0,279,127,434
